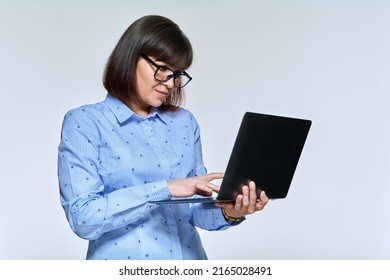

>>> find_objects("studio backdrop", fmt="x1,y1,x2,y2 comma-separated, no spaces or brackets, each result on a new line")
0,0,389,259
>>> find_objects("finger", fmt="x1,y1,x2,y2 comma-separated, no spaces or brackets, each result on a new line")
241,185,250,207
255,203,264,211
255,191,269,211
234,194,243,212
203,172,224,181
194,183,214,196
248,181,258,205
206,183,221,193
259,190,269,204
246,182,258,213
195,189,213,197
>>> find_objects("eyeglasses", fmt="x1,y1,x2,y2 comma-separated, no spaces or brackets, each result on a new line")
141,54,192,88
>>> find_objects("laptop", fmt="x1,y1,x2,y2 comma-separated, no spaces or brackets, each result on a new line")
151,112,312,204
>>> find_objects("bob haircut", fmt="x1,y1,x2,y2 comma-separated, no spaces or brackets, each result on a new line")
103,15,193,111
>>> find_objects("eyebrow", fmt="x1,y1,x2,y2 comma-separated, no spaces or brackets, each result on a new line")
141,54,182,72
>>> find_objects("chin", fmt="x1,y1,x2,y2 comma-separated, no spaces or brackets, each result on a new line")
151,100,165,108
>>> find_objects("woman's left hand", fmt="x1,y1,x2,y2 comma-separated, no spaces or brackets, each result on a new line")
215,181,269,219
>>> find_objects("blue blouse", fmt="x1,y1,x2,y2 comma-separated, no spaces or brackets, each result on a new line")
57,94,239,260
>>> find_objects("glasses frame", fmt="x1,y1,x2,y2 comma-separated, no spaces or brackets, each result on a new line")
141,54,192,88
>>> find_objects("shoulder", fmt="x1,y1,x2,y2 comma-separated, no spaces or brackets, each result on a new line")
61,102,105,130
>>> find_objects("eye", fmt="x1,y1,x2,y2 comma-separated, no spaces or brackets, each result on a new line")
158,66,170,73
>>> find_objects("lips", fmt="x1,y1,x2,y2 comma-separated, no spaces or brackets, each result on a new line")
156,89,169,97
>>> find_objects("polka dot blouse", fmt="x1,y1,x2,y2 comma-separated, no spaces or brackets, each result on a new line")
57,94,238,260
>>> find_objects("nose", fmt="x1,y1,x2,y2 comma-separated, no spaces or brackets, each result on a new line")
162,77,175,89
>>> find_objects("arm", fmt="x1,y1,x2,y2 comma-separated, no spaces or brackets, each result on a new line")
58,109,170,240
178,112,239,230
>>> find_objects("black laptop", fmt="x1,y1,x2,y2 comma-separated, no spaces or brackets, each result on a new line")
151,112,312,204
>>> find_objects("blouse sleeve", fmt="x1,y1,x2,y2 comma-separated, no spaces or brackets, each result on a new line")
186,111,245,230
58,108,171,240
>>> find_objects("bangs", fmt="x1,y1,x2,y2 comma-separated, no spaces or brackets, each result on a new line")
145,27,193,70
158,43,193,71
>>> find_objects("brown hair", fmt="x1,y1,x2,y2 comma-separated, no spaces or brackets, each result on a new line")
103,15,193,111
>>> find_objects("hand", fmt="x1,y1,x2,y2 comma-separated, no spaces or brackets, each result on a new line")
215,181,269,219
168,172,224,198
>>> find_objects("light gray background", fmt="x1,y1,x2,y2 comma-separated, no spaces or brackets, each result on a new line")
1,0,389,259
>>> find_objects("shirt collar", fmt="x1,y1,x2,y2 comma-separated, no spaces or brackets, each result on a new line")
104,94,167,125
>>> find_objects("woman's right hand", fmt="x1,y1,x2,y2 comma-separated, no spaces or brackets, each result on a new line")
167,172,224,198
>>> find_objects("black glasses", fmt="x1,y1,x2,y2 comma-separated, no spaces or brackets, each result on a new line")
141,54,192,88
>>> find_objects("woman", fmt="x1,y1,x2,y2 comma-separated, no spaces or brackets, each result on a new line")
58,15,268,260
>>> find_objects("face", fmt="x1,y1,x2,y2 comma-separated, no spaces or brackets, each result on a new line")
132,56,176,116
